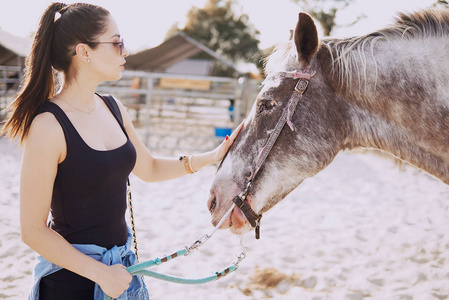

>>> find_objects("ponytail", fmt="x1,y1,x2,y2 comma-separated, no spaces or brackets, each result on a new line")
1,3,64,143
1,2,109,143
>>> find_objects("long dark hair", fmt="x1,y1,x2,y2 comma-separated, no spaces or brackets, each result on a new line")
1,2,110,143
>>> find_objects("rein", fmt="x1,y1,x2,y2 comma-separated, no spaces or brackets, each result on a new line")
233,68,314,240
104,203,246,300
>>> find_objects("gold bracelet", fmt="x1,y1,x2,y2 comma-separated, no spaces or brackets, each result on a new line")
179,155,194,174
188,154,197,173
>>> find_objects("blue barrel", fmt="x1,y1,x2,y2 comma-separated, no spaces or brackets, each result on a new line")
214,127,232,137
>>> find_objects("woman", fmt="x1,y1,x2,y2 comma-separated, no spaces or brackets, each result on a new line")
1,3,242,299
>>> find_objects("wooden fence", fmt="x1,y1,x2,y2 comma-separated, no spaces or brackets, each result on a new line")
0,66,21,119
97,70,261,155
0,68,261,154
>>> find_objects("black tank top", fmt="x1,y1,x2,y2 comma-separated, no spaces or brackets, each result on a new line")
38,94,136,249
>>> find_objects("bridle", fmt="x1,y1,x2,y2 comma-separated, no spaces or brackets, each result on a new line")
232,67,315,239
116,71,313,288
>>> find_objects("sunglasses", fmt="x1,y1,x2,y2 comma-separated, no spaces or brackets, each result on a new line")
72,38,125,56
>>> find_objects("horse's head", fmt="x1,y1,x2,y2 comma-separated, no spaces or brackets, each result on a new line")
208,13,349,235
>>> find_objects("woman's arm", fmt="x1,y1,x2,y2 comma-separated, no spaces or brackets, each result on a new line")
117,99,243,182
20,113,132,298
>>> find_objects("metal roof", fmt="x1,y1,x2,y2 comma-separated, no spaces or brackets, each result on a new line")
125,32,241,75
0,28,31,66
0,29,242,74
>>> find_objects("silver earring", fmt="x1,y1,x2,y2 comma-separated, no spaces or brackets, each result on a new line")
87,59,90,63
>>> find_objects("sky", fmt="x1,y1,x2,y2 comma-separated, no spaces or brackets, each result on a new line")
0,0,437,53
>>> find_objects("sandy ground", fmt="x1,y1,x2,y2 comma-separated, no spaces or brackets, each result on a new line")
1,136,449,300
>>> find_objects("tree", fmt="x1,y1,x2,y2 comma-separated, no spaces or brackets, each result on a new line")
172,0,261,77
290,0,360,36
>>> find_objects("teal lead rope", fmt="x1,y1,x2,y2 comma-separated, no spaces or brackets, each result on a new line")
104,203,248,300
126,246,243,283
126,246,239,283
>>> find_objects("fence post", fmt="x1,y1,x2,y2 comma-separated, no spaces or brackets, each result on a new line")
2,67,6,97
17,55,23,84
143,74,153,147
232,77,243,128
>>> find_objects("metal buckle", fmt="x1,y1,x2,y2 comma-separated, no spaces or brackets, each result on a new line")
295,78,309,94
187,234,210,252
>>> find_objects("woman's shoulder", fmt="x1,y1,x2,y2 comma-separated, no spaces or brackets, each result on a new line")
28,110,64,145
20,109,66,171
32,110,59,130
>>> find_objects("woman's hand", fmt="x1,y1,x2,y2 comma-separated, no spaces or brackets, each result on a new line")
211,119,245,164
96,264,133,299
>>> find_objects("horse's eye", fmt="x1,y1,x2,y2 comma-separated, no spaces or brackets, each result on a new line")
258,100,276,113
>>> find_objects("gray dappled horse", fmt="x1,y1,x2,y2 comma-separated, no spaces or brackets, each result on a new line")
208,10,449,236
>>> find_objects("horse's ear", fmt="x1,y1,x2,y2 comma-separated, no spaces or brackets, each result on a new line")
294,12,319,66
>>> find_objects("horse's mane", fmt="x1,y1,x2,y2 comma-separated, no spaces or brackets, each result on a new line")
383,8,449,39
265,9,449,92
322,9,449,92
263,42,298,75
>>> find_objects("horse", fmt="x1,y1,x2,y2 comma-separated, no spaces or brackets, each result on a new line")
207,9,449,236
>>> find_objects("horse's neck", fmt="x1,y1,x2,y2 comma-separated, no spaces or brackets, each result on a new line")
336,41,449,184
345,103,449,184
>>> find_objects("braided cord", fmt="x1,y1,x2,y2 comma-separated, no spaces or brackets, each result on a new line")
127,179,139,263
